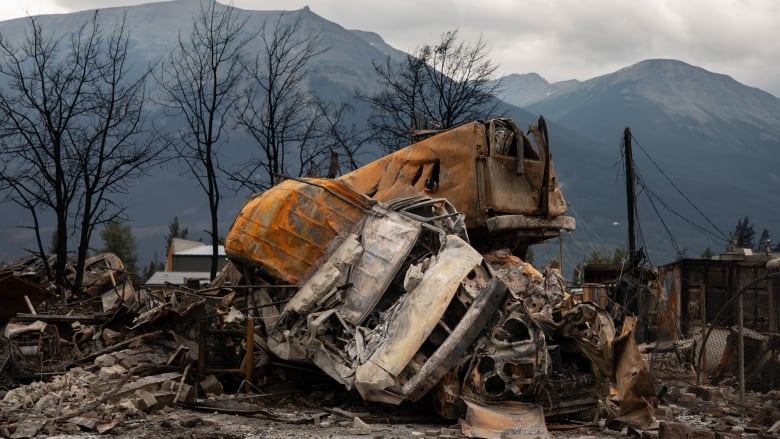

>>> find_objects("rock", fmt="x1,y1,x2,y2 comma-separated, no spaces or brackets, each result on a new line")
351,416,371,434
180,415,202,428
9,420,45,438
97,364,128,379
68,416,98,431
199,375,224,396
118,399,143,416
659,421,716,439
94,353,117,367
33,393,58,413
151,391,177,409
102,328,123,346
688,386,712,401
134,389,158,412
173,382,196,403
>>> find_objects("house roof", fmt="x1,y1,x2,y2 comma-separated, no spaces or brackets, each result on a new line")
176,245,226,256
170,238,203,253
145,271,211,286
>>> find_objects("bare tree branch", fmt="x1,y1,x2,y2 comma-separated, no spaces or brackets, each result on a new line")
157,0,254,280
361,29,504,152
232,12,327,192
0,12,161,294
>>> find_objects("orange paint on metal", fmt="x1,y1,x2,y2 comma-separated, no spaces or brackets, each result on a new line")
225,178,373,284
338,119,568,231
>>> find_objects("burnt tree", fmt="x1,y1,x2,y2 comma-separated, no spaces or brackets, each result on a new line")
363,29,503,152
0,13,159,294
158,1,253,280
233,12,327,192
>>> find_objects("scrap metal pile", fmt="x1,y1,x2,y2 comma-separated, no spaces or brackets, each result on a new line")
0,118,661,437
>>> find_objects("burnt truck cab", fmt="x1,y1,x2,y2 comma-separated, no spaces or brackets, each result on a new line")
225,177,517,404
337,118,575,254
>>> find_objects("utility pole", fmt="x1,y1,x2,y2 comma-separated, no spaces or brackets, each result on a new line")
623,127,636,272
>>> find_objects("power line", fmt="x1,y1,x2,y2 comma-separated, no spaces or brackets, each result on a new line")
631,134,730,241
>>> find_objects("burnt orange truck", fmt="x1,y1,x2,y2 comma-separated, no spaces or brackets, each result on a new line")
337,117,575,253
222,119,629,426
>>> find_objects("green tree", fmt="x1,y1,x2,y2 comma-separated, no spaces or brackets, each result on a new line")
729,216,755,250
165,216,189,251
100,219,138,275
572,247,626,283
758,228,771,252
701,247,714,259
141,252,165,282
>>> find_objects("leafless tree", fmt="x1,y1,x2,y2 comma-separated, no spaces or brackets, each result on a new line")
157,0,254,280
0,12,160,294
233,12,327,192
363,29,503,152
71,14,161,292
313,100,372,175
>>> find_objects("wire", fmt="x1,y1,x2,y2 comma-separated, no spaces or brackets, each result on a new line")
631,134,730,241
619,130,731,263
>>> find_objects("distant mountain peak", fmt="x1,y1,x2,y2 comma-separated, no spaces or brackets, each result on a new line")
504,72,549,84
496,72,578,107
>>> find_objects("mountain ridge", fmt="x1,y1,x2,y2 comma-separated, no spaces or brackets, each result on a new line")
0,2,776,272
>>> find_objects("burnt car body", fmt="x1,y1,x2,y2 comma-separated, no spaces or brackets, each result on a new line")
224,119,654,431
226,177,508,404
337,117,575,254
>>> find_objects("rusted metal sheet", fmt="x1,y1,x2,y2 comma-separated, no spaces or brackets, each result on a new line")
338,118,573,248
338,209,421,325
461,399,549,439
258,187,506,405
0,274,46,320
613,329,656,427
225,178,374,284
354,235,484,403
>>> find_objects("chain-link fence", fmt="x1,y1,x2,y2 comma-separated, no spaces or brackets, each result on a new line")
579,260,780,397
694,271,780,391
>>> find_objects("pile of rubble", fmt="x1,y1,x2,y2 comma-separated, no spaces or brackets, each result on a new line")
1,118,778,438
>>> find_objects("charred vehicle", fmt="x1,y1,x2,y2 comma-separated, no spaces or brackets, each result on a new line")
224,119,654,431
226,177,509,405
337,117,575,254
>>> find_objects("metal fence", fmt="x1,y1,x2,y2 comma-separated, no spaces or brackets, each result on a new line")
694,272,780,401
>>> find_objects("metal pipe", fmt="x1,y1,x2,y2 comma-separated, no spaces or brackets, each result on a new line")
245,317,254,384
738,289,745,416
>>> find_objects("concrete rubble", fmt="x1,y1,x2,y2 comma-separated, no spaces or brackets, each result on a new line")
0,119,778,438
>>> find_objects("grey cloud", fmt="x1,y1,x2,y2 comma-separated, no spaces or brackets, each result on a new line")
36,0,780,96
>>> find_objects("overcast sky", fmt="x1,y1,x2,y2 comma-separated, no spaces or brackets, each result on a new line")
2,0,779,96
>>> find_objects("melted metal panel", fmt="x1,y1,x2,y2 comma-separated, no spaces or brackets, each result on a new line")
225,178,373,284
338,209,422,325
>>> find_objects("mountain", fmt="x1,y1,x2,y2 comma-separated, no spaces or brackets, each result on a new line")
0,1,402,265
0,3,777,274
502,59,780,264
497,73,579,107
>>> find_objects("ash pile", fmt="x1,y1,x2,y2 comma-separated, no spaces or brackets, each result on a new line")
0,118,774,438
0,179,653,438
